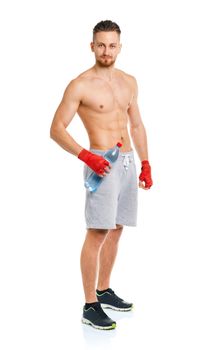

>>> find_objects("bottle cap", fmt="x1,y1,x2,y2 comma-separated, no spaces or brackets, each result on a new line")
117,142,122,148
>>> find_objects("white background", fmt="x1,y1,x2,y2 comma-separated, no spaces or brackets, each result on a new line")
0,0,212,349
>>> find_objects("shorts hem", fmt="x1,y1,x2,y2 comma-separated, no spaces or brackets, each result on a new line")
86,222,137,229
86,224,117,230
116,221,137,227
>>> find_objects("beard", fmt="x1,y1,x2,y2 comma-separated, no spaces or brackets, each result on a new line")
96,56,116,67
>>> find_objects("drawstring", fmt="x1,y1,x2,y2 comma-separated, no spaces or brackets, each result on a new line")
122,154,132,171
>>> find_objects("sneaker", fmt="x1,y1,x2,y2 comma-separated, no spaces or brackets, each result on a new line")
81,302,116,330
96,288,133,311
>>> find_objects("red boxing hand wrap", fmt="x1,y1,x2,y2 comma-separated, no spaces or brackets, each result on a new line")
78,149,110,175
139,160,153,188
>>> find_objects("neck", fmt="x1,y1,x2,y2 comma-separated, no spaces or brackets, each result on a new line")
93,63,115,81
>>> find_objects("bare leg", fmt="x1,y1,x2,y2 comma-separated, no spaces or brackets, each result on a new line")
80,228,108,303
97,225,123,291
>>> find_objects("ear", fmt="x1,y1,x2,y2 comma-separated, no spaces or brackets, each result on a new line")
90,42,94,52
119,43,122,53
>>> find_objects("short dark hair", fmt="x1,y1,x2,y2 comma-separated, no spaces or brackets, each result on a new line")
93,20,121,38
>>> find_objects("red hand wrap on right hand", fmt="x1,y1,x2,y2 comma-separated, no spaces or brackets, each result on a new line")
78,149,110,175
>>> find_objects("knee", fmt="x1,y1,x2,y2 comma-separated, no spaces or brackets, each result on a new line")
108,225,123,243
116,224,124,230
88,228,108,235
113,224,124,235
87,228,108,246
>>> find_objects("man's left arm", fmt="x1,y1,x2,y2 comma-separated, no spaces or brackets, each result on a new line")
128,77,153,190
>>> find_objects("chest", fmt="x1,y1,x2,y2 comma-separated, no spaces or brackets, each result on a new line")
82,79,132,113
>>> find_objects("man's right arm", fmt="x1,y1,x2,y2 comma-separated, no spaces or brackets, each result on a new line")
50,79,111,176
50,78,83,156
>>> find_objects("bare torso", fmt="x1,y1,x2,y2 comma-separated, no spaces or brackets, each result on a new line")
76,68,135,152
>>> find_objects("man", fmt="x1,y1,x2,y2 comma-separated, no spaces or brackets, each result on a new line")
50,20,153,330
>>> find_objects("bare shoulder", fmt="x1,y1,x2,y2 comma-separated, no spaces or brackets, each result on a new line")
62,70,92,101
116,68,137,82
116,69,138,89
65,74,87,92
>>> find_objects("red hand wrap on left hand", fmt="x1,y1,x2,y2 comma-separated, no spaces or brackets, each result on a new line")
139,160,153,189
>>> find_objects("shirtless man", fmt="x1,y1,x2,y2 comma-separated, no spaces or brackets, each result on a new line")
50,20,153,330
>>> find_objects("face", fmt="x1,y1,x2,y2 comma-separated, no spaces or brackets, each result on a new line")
90,31,121,67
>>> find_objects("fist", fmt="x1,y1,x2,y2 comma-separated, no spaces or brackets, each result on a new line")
78,148,111,176
139,160,153,190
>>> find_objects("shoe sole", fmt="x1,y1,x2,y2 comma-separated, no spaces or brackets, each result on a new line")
100,303,133,312
81,317,116,330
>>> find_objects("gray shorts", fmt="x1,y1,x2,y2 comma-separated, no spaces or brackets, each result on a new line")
83,148,138,229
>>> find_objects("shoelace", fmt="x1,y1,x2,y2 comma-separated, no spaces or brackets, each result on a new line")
94,304,110,318
107,288,124,302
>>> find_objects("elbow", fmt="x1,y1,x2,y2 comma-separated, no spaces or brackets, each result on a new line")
50,126,55,140
130,122,145,133
130,124,141,134
50,123,59,140
50,120,64,140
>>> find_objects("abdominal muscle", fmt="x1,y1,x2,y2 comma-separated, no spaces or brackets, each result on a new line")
78,109,132,152
88,128,131,152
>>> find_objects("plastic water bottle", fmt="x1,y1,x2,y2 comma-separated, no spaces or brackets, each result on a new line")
84,142,122,193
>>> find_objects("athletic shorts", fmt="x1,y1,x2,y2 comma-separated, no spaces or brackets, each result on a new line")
83,148,138,229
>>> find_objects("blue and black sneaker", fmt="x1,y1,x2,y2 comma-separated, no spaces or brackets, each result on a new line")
96,288,133,311
81,302,116,330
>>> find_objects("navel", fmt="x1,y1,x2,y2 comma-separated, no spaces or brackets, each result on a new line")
99,105,104,109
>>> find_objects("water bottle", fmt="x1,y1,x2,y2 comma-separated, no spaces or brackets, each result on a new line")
84,142,122,193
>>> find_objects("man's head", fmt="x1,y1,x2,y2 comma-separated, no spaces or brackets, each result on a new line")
91,20,122,67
